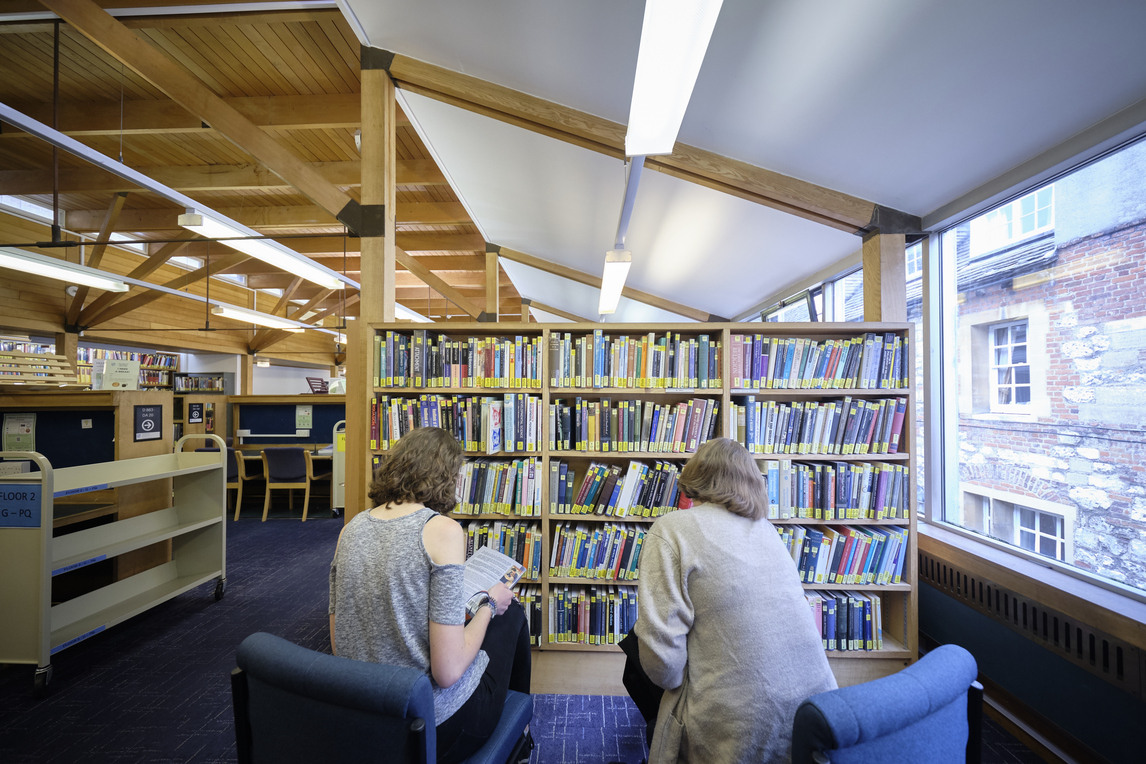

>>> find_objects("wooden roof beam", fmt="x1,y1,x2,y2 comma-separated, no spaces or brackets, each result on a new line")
170,232,486,259
65,191,126,327
0,160,444,195
385,53,916,235
0,94,375,135
395,247,483,319
526,300,591,323
81,251,248,327
496,246,724,323
64,202,471,231
76,236,198,325
39,0,362,231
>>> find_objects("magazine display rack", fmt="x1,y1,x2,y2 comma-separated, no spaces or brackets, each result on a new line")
0,435,227,692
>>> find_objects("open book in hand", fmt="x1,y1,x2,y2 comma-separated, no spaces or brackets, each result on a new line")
463,545,525,601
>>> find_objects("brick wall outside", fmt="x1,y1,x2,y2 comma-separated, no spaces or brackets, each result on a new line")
952,220,1146,589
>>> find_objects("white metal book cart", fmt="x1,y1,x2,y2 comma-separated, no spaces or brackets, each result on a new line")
0,435,227,692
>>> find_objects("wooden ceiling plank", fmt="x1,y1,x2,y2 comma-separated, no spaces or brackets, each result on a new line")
497,246,719,322
82,250,248,326
395,247,482,319
386,53,879,234
38,0,356,223
76,236,197,325
250,292,356,353
65,190,127,326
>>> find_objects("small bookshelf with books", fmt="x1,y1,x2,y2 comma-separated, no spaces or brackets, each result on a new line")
75,346,179,389
362,322,916,682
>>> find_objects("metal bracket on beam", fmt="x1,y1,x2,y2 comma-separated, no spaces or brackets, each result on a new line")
477,311,498,323
485,242,501,254
361,47,396,72
337,201,387,238
863,205,924,239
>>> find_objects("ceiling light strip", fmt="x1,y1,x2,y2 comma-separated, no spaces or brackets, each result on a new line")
0,103,357,292
0,246,129,292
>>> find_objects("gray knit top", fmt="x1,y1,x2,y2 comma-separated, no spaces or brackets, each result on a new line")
328,508,488,722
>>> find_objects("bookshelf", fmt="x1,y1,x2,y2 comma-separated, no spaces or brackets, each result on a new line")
361,322,916,684
75,347,180,390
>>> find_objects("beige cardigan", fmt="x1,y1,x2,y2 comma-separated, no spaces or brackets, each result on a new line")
635,504,837,763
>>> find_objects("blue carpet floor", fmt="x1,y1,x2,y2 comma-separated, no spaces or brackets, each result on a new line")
0,516,1036,763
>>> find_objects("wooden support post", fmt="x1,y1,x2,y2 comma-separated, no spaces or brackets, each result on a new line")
484,247,500,321
521,299,532,323
240,354,254,395
346,49,398,522
862,231,907,322
53,331,78,374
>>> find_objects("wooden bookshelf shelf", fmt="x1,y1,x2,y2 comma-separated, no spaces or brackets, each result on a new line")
360,322,917,683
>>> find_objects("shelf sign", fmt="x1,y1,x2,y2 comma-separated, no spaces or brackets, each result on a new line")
0,484,41,527
296,404,313,430
187,402,204,424
134,404,163,442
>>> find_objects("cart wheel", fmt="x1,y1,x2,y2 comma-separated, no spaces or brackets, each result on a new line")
214,578,227,601
33,664,52,696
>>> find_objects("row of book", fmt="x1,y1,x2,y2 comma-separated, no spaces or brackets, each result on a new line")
374,330,545,389
173,375,226,392
370,393,542,452
778,525,909,586
551,459,690,518
454,458,544,516
548,330,723,390
550,396,720,453
76,347,178,368
730,332,908,390
514,585,544,646
805,590,884,651
139,370,172,386
549,522,647,580
548,585,638,645
461,520,544,580
763,461,911,521
730,396,907,456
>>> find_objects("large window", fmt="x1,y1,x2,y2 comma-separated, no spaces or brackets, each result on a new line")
934,137,1146,594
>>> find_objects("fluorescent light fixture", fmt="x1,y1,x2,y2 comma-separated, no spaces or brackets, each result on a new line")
394,302,432,323
625,0,723,156
0,247,129,292
211,304,305,331
255,358,271,368
598,249,632,315
179,212,345,291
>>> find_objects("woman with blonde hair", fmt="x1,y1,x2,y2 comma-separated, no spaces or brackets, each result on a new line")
630,437,836,763
329,427,531,763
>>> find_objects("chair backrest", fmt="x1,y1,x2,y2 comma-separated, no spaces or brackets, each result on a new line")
261,448,307,482
232,632,436,764
791,643,980,764
224,447,239,482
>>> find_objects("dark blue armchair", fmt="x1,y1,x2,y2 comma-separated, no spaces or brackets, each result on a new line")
232,632,533,764
791,643,982,764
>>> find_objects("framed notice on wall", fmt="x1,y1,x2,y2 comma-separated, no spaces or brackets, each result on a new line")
133,404,163,442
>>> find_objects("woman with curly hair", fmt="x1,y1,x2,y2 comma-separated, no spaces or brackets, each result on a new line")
329,427,531,763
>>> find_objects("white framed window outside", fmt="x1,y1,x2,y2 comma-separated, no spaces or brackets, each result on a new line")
969,186,1054,258
989,319,1031,412
906,241,923,279
959,488,1073,563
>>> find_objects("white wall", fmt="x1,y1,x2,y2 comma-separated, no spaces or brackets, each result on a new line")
252,365,329,395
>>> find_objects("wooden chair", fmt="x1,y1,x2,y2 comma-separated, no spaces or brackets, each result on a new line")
303,451,332,522
260,448,309,522
231,449,263,521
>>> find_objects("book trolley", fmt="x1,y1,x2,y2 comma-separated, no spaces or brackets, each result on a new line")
0,435,227,692
361,322,917,685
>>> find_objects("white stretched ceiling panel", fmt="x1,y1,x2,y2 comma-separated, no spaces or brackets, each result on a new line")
400,90,857,323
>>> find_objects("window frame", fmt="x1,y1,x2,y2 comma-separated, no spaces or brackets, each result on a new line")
987,318,1032,413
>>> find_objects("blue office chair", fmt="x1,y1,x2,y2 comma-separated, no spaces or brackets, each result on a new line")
231,632,533,764
791,643,982,764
